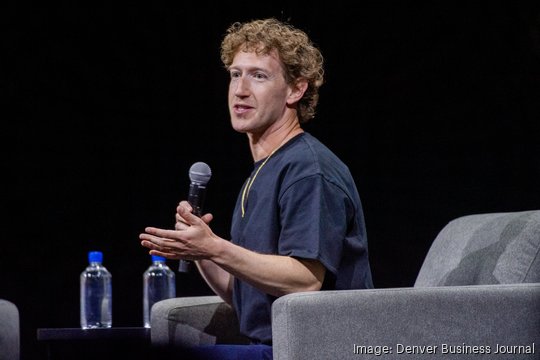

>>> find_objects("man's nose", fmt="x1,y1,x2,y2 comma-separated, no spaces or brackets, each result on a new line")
233,76,250,96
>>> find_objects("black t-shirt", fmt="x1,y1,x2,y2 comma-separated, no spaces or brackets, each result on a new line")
230,132,373,344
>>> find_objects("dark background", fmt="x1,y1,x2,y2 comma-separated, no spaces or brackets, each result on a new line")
3,3,540,359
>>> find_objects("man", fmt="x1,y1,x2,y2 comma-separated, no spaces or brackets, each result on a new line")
140,18,373,359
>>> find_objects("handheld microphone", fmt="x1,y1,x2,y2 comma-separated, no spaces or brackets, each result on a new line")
178,161,212,272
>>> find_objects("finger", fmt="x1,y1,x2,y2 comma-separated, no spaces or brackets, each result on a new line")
201,213,213,224
140,239,175,257
139,235,178,251
141,239,173,252
175,221,189,231
148,249,181,260
178,200,192,212
143,227,184,239
141,238,194,261
140,236,187,258
178,205,203,226
177,207,212,225
175,213,189,228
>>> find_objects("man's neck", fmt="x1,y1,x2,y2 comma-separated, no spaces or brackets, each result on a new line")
248,118,304,162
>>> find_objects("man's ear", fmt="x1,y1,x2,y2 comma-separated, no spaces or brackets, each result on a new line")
286,78,308,105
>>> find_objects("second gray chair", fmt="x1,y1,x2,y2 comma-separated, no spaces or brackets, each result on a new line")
0,299,20,360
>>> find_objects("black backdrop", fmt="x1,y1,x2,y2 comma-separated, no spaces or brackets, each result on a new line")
4,3,540,359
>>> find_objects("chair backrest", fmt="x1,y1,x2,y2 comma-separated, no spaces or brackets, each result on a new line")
0,299,20,360
415,210,540,287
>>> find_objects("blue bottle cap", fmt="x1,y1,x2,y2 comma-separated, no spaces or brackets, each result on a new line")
151,255,165,262
88,251,103,263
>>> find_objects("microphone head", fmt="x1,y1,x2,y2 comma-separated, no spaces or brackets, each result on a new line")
189,162,212,185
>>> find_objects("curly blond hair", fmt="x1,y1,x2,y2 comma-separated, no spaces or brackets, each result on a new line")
220,18,324,123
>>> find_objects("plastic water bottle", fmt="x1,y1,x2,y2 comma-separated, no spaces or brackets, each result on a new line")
143,255,176,328
80,251,112,329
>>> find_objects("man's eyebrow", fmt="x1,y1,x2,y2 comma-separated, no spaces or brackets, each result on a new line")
228,66,268,72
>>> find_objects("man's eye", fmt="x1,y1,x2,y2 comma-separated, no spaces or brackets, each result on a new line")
253,73,267,80
230,71,241,79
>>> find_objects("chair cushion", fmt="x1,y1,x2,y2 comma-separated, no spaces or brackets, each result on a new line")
415,210,540,287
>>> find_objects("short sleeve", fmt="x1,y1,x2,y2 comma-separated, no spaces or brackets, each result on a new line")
277,174,352,275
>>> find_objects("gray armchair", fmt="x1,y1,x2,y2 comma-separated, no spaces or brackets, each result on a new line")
150,210,540,359
0,299,20,360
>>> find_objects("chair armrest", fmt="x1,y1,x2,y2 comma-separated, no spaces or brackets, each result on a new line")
272,284,540,359
150,296,248,348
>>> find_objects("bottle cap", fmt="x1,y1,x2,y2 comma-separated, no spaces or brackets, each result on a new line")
151,255,166,262
88,251,103,263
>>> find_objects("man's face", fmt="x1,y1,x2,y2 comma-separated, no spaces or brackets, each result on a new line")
227,49,292,136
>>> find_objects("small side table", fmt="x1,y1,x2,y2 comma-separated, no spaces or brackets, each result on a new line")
37,327,151,360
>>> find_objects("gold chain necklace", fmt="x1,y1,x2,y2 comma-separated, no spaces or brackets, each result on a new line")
240,146,280,218
240,129,303,218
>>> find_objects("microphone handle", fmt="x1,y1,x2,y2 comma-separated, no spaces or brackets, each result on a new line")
178,183,206,272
